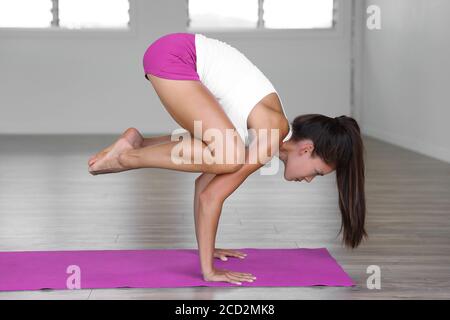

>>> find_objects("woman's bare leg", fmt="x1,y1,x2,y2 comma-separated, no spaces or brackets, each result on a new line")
194,173,216,246
141,134,172,147
88,75,246,175
114,136,239,174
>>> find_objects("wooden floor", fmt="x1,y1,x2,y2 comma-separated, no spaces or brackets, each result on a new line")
0,134,449,299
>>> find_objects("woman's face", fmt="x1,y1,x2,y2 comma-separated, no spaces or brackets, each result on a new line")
279,139,335,182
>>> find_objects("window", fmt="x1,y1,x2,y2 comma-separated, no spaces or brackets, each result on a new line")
0,0,130,29
188,0,259,29
263,0,335,29
0,0,52,28
187,0,337,30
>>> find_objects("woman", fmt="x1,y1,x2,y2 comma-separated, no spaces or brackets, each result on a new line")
88,32,367,286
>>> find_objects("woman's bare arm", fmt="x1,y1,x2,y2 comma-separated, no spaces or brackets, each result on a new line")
197,144,264,283
194,172,216,248
197,113,289,283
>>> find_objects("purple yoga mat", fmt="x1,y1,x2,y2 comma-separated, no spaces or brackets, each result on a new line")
0,248,354,291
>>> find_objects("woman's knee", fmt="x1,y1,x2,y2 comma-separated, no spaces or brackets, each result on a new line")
227,135,246,172
214,162,244,174
204,132,245,166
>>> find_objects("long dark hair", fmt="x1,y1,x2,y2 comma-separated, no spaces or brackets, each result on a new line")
291,114,367,248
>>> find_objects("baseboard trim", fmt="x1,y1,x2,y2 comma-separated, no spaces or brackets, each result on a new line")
362,125,450,164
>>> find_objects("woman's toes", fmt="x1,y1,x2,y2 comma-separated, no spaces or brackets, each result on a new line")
89,152,105,166
88,137,134,176
88,160,100,171
88,157,125,175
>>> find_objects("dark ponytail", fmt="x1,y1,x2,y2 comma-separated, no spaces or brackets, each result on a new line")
291,114,367,248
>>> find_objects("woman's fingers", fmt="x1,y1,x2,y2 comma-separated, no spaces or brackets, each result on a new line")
220,268,256,283
225,274,244,285
222,275,239,285
203,268,256,285
216,273,241,285
228,250,246,258
216,249,247,259
232,251,247,259
222,271,254,284
229,271,255,278
227,272,256,282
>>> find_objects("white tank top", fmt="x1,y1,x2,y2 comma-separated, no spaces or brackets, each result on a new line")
195,33,292,146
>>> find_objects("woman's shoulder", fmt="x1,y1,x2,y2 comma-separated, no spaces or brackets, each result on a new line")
247,99,290,139
260,92,284,114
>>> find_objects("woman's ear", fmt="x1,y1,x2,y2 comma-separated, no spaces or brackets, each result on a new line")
298,140,314,155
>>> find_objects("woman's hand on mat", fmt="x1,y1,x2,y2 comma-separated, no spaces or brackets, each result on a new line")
203,268,256,285
213,248,247,261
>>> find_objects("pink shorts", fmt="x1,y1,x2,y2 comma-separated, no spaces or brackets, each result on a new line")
142,32,200,81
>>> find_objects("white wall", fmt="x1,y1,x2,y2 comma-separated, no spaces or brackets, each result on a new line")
359,0,450,163
0,0,353,135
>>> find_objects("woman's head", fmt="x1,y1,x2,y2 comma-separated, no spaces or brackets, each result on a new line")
279,114,367,248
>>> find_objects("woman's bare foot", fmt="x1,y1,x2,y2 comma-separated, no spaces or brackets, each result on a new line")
88,127,143,167
88,137,135,175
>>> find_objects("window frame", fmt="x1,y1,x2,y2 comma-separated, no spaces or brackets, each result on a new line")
0,0,137,38
186,0,343,39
